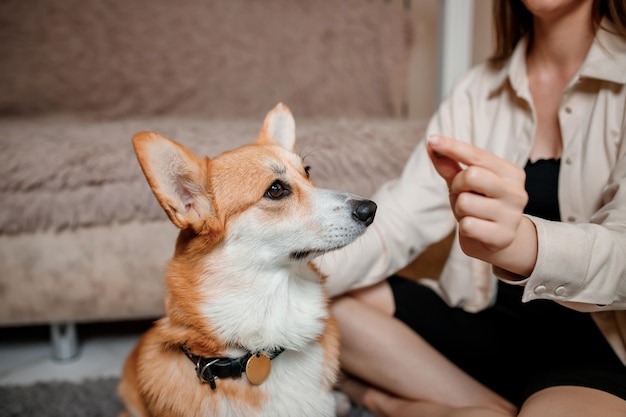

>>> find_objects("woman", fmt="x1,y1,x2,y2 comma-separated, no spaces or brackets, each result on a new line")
317,1,626,416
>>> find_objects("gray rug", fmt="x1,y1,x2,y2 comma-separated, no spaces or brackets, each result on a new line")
0,377,373,417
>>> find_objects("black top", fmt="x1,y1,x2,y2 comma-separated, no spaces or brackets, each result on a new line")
523,158,561,221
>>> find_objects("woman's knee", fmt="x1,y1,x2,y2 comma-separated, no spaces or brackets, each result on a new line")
330,282,397,354
519,386,626,417
346,280,396,316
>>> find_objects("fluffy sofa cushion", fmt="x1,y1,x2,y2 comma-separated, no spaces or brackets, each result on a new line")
0,116,425,234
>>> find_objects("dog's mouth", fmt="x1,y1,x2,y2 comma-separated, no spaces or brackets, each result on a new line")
290,250,319,260
290,245,347,261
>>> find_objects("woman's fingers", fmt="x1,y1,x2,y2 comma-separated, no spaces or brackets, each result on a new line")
450,165,528,206
454,191,520,248
428,134,527,209
427,138,463,189
428,135,525,186
427,134,537,277
427,134,530,258
454,193,520,250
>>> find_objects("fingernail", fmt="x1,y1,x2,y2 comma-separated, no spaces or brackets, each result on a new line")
428,135,443,158
428,135,442,147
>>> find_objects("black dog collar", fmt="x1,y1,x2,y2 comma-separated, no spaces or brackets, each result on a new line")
180,345,284,390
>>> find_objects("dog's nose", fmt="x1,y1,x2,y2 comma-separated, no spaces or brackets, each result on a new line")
351,200,377,226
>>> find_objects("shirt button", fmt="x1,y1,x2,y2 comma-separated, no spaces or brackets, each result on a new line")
567,216,576,222
534,285,546,294
565,107,572,114
565,157,573,165
554,286,566,296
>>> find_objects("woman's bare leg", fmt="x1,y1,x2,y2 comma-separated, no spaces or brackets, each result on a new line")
518,386,626,417
339,376,514,417
332,281,516,416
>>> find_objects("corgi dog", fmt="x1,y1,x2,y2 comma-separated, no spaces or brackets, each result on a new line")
118,103,377,417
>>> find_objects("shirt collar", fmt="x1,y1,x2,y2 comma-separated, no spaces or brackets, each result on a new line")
487,36,530,100
488,18,626,98
580,19,626,84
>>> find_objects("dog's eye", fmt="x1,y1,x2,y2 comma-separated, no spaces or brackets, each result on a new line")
304,165,311,178
265,181,290,200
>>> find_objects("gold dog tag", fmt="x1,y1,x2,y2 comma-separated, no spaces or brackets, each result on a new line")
246,353,271,385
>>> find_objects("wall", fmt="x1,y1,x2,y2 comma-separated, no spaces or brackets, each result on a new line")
401,0,494,120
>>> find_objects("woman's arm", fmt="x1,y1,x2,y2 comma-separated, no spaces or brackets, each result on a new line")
427,134,626,311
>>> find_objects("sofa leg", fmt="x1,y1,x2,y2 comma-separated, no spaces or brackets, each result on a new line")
50,322,79,361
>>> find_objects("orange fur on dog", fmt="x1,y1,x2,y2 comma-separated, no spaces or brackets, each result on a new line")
118,103,376,417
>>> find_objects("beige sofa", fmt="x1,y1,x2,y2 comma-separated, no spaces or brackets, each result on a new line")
0,0,436,356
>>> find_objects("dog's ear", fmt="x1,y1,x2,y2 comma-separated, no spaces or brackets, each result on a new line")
132,132,218,233
255,102,296,151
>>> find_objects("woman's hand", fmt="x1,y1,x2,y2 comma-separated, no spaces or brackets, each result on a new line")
427,135,538,278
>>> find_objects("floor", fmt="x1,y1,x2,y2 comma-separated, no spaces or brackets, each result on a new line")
0,321,370,417
0,321,152,386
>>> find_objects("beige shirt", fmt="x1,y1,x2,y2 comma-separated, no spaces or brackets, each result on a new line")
318,24,626,365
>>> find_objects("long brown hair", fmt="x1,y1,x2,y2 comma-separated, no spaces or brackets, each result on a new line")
489,0,626,67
